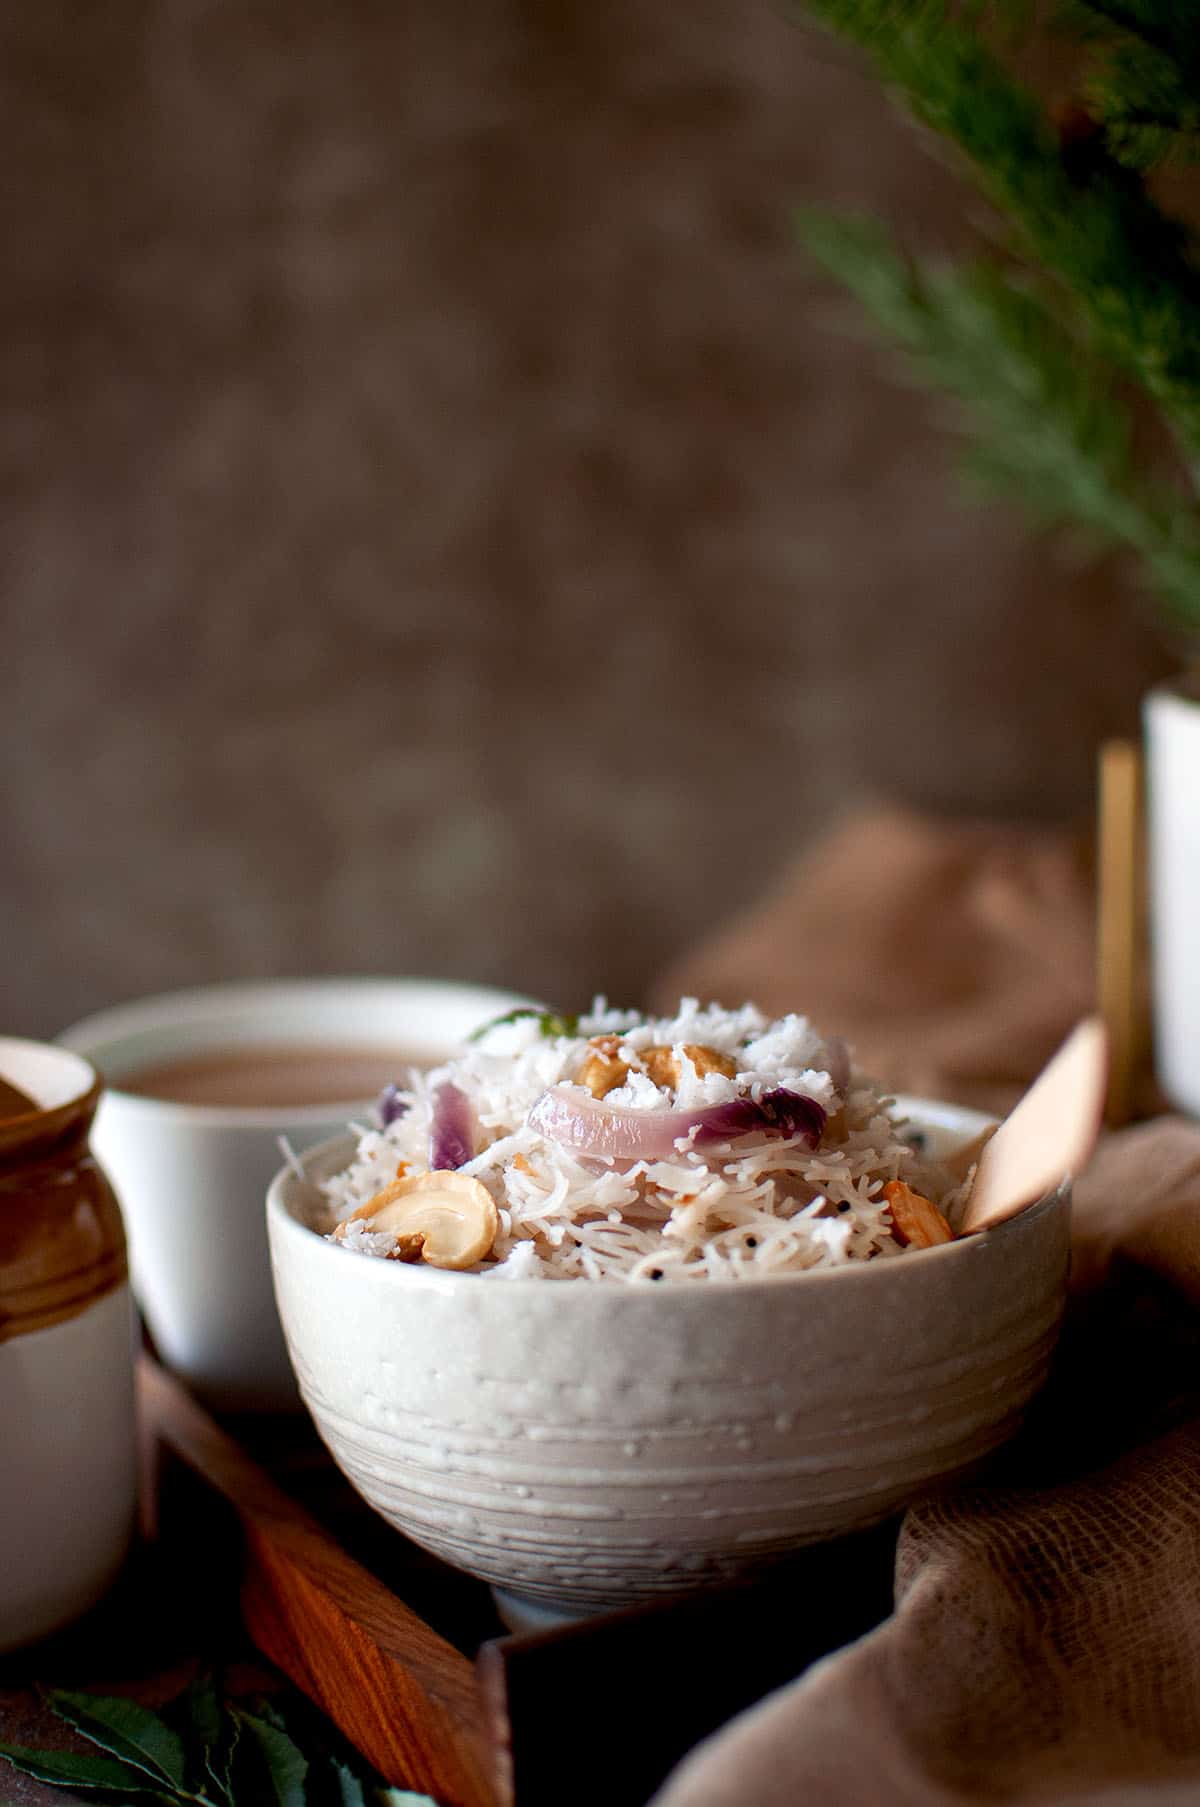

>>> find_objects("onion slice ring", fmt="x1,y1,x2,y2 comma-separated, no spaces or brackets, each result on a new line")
378,1083,409,1128
527,1085,826,1163
429,1082,474,1170
823,1036,851,1101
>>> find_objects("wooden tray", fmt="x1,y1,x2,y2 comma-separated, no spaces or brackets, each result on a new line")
140,1356,897,1807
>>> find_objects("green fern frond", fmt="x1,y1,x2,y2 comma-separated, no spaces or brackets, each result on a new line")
798,209,1200,627
1050,2,1200,168
795,0,1200,466
1062,0,1200,64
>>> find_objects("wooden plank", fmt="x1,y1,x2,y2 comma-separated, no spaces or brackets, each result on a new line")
1096,740,1144,1126
137,1356,497,1807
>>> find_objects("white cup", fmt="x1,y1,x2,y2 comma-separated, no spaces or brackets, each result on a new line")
58,978,532,1410
1145,684,1200,1117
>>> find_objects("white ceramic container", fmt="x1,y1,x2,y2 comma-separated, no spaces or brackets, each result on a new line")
268,1100,1070,1617
1145,683,1200,1117
0,1040,137,1654
59,978,531,1410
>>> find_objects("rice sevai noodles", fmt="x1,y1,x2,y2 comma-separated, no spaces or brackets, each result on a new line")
321,999,965,1282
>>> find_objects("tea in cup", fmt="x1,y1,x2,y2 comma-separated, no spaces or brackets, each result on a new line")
59,978,531,1409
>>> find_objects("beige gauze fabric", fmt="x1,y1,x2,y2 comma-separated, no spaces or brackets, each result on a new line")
651,814,1200,1806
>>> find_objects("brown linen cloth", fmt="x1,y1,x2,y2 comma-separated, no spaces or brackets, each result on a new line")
651,812,1200,1806
655,805,1097,1115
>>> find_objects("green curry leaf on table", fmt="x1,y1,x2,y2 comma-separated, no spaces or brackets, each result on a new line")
0,1679,439,1807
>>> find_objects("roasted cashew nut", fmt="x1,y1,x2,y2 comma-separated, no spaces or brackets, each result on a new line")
337,1170,499,1269
641,1043,737,1091
882,1180,954,1250
577,1034,631,1099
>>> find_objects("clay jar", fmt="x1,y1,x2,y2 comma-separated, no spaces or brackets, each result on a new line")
0,1038,137,1653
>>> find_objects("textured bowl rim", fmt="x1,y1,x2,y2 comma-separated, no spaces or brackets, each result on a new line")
267,1097,1069,1296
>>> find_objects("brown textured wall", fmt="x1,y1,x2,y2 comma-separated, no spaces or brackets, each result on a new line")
2,1,1169,1038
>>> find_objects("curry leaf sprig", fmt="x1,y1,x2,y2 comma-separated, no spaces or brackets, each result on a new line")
0,1679,437,1807
468,1006,580,1043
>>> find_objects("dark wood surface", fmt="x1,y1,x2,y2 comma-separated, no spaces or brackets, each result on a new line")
1,1359,899,1807
140,1359,499,1807
477,1531,897,1807
0,1496,272,1807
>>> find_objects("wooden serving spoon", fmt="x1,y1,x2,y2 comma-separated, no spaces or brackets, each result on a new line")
957,1017,1109,1236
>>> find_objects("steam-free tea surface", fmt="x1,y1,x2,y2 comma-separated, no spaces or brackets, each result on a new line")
118,1045,431,1109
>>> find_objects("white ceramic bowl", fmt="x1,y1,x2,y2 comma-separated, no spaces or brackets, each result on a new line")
268,1100,1069,1615
59,978,532,1409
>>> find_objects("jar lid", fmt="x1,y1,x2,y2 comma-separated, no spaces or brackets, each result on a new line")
0,1039,101,1161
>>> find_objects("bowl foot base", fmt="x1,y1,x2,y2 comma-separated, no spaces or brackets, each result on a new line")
489,1586,603,1635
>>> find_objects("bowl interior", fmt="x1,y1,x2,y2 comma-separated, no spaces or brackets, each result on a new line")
270,1094,1014,1284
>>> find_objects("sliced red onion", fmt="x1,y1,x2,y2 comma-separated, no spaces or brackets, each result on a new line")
429,1082,474,1170
378,1083,409,1128
527,1086,826,1163
824,1036,851,1099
